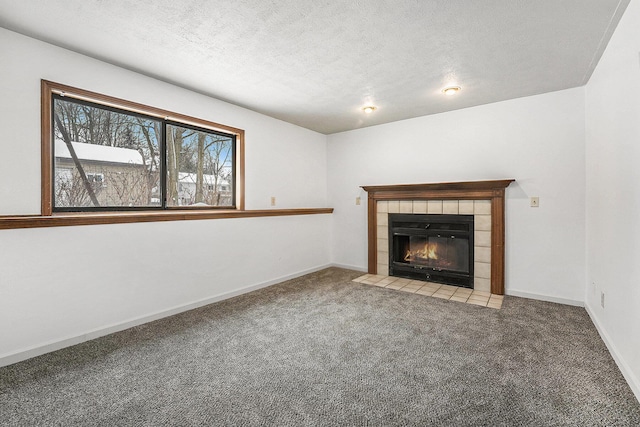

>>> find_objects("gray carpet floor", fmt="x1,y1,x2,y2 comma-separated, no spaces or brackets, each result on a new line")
1,267,639,426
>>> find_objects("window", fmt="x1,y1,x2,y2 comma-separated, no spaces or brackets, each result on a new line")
165,123,234,207
86,173,104,185
43,81,244,214
53,97,160,209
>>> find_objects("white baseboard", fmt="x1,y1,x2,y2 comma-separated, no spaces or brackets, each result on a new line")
0,264,333,368
505,289,584,307
585,302,640,403
329,263,367,272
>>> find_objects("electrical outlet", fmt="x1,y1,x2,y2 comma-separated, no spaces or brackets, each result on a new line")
270,196,276,207
600,291,605,308
356,197,361,205
530,197,539,207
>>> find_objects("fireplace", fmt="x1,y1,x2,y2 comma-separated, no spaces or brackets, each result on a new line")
389,214,474,288
362,180,514,295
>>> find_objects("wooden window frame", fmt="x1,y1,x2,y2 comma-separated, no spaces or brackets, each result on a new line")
42,80,246,215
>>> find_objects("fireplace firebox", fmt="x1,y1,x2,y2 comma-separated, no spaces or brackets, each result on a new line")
389,214,474,288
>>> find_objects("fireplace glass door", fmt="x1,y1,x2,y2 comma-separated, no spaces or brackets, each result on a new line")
389,214,474,288
398,234,469,273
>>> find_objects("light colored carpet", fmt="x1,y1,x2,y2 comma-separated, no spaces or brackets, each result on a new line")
1,267,639,426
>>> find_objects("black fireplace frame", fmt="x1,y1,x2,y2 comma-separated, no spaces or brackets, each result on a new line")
388,213,474,288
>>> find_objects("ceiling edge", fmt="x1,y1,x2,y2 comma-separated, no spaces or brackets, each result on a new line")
581,0,631,84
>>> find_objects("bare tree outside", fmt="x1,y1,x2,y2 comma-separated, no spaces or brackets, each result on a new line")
166,124,233,207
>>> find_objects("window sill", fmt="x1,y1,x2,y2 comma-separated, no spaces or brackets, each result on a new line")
0,208,334,230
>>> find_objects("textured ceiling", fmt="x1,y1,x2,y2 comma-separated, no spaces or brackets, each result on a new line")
0,0,630,134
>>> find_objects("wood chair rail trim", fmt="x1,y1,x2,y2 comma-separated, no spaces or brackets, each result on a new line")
0,208,333,230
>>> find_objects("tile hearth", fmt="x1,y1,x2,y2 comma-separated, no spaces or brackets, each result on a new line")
352,274,503,309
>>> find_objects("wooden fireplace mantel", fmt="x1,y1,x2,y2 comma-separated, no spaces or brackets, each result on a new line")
361,179,515,295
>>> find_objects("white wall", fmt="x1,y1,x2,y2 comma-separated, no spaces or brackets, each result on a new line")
0,28,330,364
327,88,586,304
585,0,640,400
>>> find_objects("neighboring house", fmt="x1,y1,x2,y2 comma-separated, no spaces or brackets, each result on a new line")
54,140,151,207
176,172,232,207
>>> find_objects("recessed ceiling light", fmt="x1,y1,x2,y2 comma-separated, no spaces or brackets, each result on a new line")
362,106,377,114
442,86,461,96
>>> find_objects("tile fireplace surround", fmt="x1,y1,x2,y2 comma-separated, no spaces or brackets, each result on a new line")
362,180,514,295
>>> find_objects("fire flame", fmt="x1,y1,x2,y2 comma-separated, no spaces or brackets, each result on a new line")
404,243,439,262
